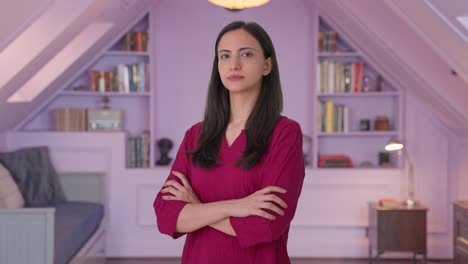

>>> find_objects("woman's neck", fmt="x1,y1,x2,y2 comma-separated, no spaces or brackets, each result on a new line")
229,92,258,128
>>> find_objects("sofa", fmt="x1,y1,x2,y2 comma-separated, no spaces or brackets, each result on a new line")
0,146,105,264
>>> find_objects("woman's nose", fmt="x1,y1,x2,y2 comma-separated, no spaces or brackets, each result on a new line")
230,55,241,70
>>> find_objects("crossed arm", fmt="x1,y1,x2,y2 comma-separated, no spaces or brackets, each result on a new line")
154,122,304,246
161,171,288,236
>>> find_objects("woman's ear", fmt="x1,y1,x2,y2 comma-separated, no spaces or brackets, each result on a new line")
263,57,272,76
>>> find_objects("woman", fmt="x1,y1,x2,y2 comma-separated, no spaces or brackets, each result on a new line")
153,20,305,264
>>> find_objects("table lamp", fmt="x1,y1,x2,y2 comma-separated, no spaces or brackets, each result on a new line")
384,139,415,207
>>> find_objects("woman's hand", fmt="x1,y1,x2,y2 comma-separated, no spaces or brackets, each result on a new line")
228,186,288,220
161,171,201,204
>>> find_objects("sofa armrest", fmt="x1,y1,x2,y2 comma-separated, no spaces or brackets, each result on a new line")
0,207,55,213
0,208,55,264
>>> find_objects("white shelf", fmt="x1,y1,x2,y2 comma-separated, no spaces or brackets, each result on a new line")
103,51,149,56
318,52,360,57
317,92,400,97
60,91,150,97
317,131,398,137
314,166,399,170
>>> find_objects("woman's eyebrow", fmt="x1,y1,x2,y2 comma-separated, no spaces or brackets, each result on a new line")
218,49,231,54
218,47,257,54
238,47,256,52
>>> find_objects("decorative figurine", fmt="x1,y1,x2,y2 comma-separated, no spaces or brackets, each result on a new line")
362,75,370,92
156,138,173,166
359,119,370,131
374,115,390,131
378,152,391,167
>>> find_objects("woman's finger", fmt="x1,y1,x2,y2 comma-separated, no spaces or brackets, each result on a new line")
162,195,177,200
259,185,287,195
259,202,284,215
164,180,185,192
161,186,180,197
255,209,276,220
260,202,285,216
264,194,288,208
172,171,191,188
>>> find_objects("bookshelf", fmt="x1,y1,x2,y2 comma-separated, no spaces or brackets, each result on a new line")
313,18,402,169
20,13,153,169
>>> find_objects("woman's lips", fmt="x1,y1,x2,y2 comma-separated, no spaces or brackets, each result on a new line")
228,75,244,81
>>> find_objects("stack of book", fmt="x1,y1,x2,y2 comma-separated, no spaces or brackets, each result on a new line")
318,30,337,52
119,31,149,52
89,62,149,93
316,100,349,133
53,108,87,131
317,60,364,94
126,130,150,168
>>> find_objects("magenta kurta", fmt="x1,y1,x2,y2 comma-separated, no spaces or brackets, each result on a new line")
153,116,305,264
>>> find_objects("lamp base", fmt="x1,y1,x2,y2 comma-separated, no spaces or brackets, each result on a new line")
404,199,416,208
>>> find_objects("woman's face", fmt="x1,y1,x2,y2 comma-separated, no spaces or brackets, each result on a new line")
217,29,271,95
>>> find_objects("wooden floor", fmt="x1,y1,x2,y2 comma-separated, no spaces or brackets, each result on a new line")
106,258,453,264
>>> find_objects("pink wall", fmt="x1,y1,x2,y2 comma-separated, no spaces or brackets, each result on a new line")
453,141,468,201
152,0,313,148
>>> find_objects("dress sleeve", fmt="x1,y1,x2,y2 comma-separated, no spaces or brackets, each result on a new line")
229,122,305,247
153,128,193,239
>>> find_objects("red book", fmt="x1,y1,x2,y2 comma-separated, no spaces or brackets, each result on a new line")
378,198,400,208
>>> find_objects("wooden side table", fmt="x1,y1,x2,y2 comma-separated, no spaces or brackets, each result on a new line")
367,202,428,264
453,201,468,264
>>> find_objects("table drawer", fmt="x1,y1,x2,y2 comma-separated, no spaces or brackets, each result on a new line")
455,210,468,223
458,224,468,241
457,237,468,249
454,253,468,264
454,202,468,264
455,238,468,264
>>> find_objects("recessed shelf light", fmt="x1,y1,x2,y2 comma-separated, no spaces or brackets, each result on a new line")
457,16,468,31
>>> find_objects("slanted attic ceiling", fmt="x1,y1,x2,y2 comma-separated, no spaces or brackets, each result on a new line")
0,0,468,135
0,0,51,52
0,0,153,132
311,0,468,135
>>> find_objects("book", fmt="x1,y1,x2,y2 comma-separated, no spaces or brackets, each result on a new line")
378,198,400,208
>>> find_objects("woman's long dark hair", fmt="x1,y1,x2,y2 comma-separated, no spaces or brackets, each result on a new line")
191,21,283,170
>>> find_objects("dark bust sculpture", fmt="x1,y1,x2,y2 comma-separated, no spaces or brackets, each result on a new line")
156,138,173,166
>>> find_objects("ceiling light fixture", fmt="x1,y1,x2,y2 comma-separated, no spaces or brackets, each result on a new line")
208,0,270,10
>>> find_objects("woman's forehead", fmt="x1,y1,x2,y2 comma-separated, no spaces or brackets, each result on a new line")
217,29,261,51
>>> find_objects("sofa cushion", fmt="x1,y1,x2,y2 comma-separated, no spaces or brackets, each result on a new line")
0,146,67,207
0,161,24,208
52,201,104,264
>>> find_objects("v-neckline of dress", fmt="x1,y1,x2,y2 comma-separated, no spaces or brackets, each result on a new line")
224,129,245,149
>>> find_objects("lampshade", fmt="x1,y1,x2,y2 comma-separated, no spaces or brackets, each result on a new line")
384,139,404,152
208,0,270,10
384,138,416,207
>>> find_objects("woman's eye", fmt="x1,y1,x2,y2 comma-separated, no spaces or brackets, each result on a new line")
220,54,229,60
242,52,252,57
